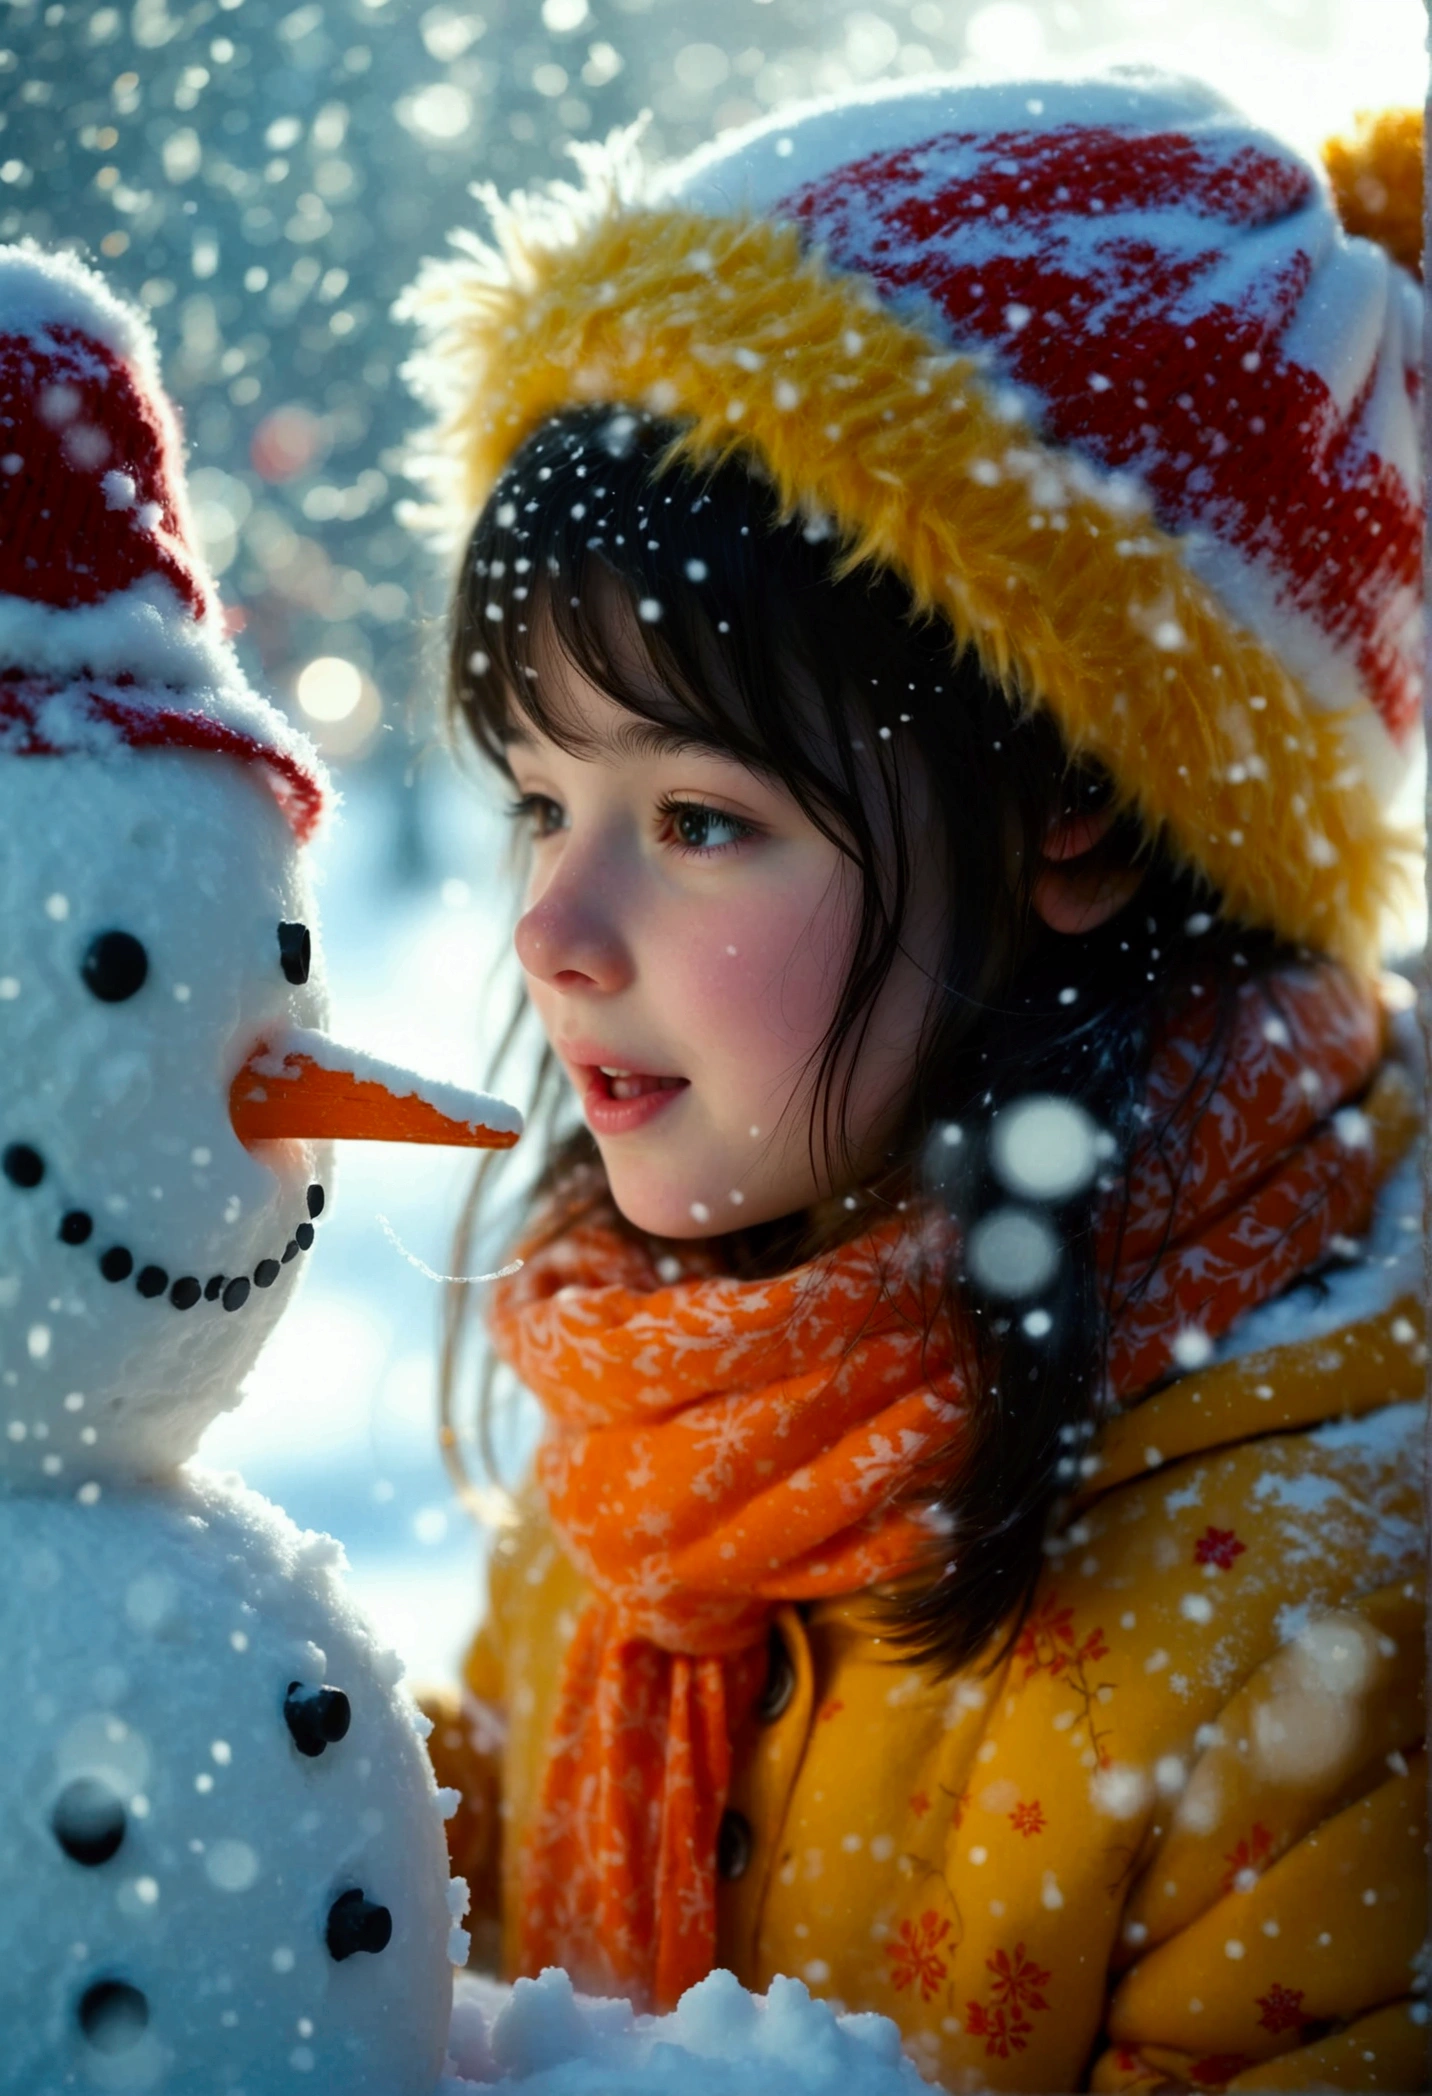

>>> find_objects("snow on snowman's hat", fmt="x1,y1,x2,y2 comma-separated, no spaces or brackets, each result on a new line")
0,243,326,841
402,76,1422,968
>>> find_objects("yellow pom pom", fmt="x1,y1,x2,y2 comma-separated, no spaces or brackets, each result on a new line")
1323,108,1423,279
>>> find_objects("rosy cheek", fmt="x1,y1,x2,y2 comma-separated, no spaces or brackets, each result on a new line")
659,880,852,1069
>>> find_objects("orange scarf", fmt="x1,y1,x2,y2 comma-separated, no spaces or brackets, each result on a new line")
488,960,1391,2009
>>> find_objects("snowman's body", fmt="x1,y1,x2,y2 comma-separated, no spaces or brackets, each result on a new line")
3,1476,455,2094
0,247,507,2092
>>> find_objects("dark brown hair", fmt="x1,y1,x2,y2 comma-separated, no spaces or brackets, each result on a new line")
442,405,1290,1675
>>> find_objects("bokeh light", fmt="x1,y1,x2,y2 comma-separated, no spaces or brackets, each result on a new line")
294,654,382,757
296,655,364,722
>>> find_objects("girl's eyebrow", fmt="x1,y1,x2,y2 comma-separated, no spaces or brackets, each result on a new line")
502,716,759,769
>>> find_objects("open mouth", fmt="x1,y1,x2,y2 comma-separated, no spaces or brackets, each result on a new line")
578,1064,690,1136
1,1139,324,1314
591,1067,688,1102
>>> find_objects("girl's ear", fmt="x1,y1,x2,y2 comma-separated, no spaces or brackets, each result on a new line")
1031,803,1147,935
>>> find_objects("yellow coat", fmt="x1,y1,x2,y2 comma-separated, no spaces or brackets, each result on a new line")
428,1285,1427,2092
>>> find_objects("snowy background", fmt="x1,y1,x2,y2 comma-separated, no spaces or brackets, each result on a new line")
3,0,1423,1686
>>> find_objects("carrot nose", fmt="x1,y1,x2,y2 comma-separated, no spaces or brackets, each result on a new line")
229,1028,522,1151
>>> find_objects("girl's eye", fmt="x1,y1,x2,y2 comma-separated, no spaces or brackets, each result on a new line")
506,792,565,839
660,798,755,854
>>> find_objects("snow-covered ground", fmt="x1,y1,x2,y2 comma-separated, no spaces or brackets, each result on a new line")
441,1970,927,2096
198,758,542,1687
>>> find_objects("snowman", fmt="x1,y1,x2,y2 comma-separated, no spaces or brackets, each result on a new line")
0,246,521,2092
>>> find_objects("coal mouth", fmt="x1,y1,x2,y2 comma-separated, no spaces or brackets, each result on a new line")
2,1141,325,1314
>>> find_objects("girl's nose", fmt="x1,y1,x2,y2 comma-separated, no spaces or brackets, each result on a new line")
514,867,634,994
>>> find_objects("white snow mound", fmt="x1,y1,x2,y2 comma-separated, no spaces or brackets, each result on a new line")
441,1967,928,2095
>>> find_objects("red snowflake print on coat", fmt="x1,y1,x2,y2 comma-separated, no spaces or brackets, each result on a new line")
908,1790,931,1819
1221,1822,1274,1894
1255,1982,1306,2034
965,2002,1036,2058
1013,1591,1115,1766
886,1910,951,2002
817,1697,845,1723
1194,1525,1247,1570
965,1942,1053,2057
986,1942,1051,2013
1009,1799,1046,1837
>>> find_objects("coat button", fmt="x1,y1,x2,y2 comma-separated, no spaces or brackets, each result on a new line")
717,1808,752,1880
756,1625,795,1724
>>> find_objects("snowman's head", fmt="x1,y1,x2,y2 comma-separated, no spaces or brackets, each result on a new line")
0,246,520,1487
0,244,340,1485
0,745,333,1483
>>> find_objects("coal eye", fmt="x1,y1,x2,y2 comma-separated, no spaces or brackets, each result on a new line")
81,931,149,1003
277,921,311,986
52,1778,127,1866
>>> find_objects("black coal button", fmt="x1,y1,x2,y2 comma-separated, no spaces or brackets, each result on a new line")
77,1978,148,2051
221,1277,250,1312
53,1778,126,1866
326,1888,392,1961
59,1209,93,1244
99,1246,133,1283
285,1680,352,1757
306,1184,324,1219
135,1265,167,1299
170,1276,201,1310
254,1258,280,1288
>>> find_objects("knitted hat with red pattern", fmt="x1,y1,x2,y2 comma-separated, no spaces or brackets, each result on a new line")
402,71,1422,967
0,244,325,840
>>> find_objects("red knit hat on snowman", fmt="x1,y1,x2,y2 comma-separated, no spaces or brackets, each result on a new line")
403,70,1422,969
0,243,326,841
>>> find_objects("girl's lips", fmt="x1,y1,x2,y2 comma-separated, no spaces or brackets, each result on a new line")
580,1066,689,1137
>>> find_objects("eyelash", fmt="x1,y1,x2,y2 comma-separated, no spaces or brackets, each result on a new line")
655,793,757,856
504,792,758,857
505,792,564,839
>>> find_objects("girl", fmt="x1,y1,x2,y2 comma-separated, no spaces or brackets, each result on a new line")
404,77,1426,2092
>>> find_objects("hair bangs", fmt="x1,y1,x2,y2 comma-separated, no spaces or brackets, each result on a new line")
450,407,930,866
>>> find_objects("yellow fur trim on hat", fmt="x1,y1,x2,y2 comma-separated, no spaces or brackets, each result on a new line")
1324,109,1423,280
403,184,1417,969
